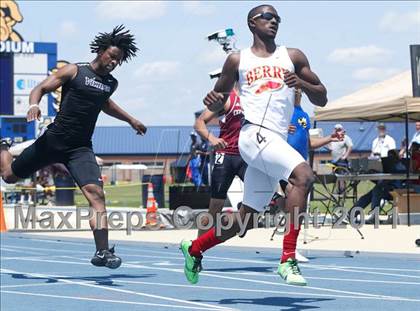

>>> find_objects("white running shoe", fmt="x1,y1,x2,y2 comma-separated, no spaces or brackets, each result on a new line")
295,250,309,262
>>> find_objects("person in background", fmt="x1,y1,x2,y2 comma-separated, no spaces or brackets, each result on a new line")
199,137,210,186
399,138,408,159
371,123,396,159
410,142,420,193
288,89,341,157
328,124,352,193
189,132,204,187
329,124,352,169
409,121,420,148
194,82,246,237
350,149,406,224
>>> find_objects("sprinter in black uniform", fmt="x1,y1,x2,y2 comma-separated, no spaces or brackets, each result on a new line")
0,25,146,269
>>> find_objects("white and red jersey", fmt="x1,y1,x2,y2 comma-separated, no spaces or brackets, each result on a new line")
218,90,243,155
238,46,295,138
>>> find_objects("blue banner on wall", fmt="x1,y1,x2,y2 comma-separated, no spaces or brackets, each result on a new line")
0,41,57,117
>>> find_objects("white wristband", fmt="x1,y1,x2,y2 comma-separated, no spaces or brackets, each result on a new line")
29,104,39,110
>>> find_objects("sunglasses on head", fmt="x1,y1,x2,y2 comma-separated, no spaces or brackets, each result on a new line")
252,12,281,23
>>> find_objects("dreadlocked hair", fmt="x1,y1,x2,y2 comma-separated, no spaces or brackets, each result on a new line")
90,25,138,63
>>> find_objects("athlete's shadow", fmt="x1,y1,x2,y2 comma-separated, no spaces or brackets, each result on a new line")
255,256,318,262
195,296,333,310
7,272,155,287
206,266,275,273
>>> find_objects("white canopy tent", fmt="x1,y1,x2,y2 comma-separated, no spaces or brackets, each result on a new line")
314,70,420,225
314,71,420,122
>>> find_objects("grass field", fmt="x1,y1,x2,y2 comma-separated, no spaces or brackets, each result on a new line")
74,180,390,213
75,183,143,208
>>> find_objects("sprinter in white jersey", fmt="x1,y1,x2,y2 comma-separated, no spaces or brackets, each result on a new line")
180,4,327,286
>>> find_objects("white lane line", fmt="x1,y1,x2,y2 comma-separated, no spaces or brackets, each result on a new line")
5,242,420,273
2,256,418,302
194,271,420,302
3,248,419,286
0,247,45,256
2,238,280,262
112,279,420,302
0,268,234,311
1,290,224,310
0,245,185,262
0,245,250,264
1,282,70,289
1,257,87,265
1,244,132,257
61,255,178,266
4,240,420,279
1,245,89,255
0,276,372,301
309,266,420,279
3,253,420,303
204,270,420,286
105,246,420,273
302,263,420,273
120,262,420,302
3,242,277,265
2,270,418,304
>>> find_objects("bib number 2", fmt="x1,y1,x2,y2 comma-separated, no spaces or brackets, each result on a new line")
215,152,225,165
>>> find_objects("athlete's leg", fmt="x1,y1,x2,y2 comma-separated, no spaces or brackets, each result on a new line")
198,154,239,237
281,162,314,263
2,134,57,184
0,142,18,183
182,125,307,284
189,124,304,255
65,146,120,268
79,184,108,246
181,163,277,284
221,164,278,240
193,204,259,256
190,165,277,255
283,182,310,262
197,198,224,237
240,126,313,264
237,124,309,285
65,147,110,249
66,146,121,269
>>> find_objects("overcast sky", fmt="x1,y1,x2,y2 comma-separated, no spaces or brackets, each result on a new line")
15,1,420,126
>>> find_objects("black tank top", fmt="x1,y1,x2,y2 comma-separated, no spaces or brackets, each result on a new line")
49,63,117,145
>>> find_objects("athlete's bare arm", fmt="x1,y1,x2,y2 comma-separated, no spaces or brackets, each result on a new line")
27,64,77,121
287,48,327,107
194,102,229,150
103,97,147,135
203,53,240,112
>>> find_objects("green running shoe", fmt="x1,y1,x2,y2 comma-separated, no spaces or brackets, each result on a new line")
277,258,307,286
180,240,202,284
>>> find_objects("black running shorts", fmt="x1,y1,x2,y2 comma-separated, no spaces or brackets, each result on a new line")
211,153,247,199
11,131,102,187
